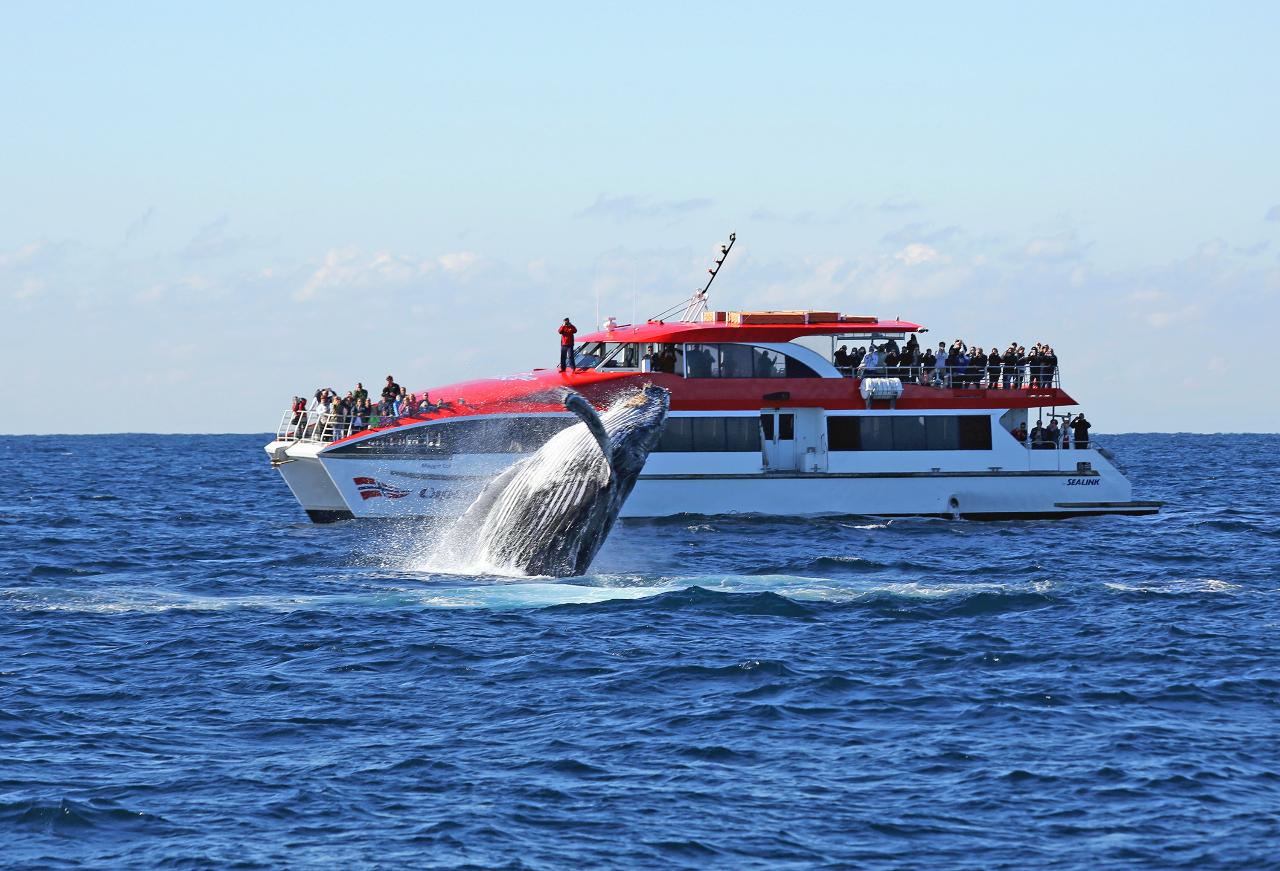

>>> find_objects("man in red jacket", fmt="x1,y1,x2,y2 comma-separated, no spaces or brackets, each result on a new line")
558,318,577,372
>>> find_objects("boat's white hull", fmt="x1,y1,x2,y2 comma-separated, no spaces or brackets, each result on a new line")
268,440,1156,521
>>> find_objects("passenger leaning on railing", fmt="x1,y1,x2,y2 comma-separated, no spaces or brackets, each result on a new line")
290,396,307,431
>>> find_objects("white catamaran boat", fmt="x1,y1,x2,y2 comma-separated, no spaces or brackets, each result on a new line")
266,238,1160,523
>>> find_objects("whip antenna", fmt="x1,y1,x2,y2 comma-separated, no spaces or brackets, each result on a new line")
649,232,737,323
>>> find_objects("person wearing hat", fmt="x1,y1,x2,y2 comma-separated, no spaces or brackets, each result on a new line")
558,318,578,372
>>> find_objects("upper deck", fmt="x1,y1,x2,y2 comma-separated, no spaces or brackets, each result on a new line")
575,312,924,346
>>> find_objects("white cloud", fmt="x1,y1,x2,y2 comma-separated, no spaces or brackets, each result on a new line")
438,251,478,274
294,247,478,300
894,243,943,266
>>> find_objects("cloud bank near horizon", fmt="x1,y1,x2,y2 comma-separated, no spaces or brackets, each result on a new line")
4,203,1278,433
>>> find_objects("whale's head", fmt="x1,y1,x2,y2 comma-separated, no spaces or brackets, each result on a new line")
600,383,671,482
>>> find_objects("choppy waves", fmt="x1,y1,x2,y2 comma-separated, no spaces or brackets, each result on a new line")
1,433,1278,869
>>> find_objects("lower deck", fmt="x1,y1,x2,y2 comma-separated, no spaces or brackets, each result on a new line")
267,408,1159,522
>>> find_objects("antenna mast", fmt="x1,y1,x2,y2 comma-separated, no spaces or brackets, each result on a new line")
679,232,735,322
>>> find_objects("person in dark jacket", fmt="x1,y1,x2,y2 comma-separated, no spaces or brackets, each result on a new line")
1070,414,1091,449
1003,345,1019,388
987,345,1002,387
558,318,578,372
883,348,899,378
833,345,851,371
1030,420,1049,449
381,375,400,403
1044,346,1059,387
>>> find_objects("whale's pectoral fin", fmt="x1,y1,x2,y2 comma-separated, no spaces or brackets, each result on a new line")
562,391,613,476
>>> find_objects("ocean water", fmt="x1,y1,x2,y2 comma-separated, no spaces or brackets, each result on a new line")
2,433,1278,869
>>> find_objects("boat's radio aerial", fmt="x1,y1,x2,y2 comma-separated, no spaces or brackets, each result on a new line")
650,232,737,323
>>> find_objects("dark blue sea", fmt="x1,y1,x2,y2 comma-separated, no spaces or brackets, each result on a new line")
3,434,1278,869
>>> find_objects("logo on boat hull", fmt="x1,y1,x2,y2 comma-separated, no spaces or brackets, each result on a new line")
353,477,410,500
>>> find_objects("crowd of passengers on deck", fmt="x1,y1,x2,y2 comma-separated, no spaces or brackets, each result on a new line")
288,374,433,440
834,335,1060,388
579,333,1060,388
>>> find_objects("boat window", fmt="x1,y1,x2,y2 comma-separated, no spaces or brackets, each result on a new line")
725,417,761,451
649,343,682,375
754,348,785,378
598,342,642,370
859,417,895,451
693,417,726,449
655,416,762,452
827,416,860,451
925,416,960,451
958,416,992,450
720,344,755,378
685,344,721,377
575,342,605,369
777,413,794,439
827,414,993,451
682,344,817,378
891,416,928,451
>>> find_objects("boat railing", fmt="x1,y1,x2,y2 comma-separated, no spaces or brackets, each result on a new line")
836,365,1062,390
275,409,408,444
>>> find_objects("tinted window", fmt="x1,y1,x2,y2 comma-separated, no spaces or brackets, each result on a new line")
725,417,762,451
892,416,928,451
685,344,720,377
692,416,727,450
760,413,774,441
959,416,992,450
926,415,960,451
859,417,894,450
683,344,818,378
657,416,762,452
778,414,795,440
657,416,693,452
754,348,785,378
785,356,820,378
827,416,860,451
720,344,755,378
828,414,993,451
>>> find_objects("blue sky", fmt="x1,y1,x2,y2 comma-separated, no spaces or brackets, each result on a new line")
2,2,1278,433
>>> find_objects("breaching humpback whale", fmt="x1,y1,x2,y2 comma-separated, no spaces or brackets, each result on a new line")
447,384,670,577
